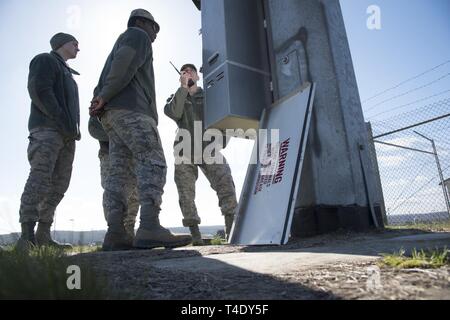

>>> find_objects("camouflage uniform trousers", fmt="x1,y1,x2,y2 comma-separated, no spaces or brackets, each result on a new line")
174,156,238,227
19,128,75,224
100,109,167,229
98,142,139,236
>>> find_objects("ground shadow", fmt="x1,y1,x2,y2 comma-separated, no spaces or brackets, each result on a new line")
71,248,338,300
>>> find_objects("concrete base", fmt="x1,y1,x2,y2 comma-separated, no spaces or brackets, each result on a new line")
291,205,385,238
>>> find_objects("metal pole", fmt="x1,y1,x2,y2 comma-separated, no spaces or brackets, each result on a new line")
70,219,75,245
431,140,450,218
373,140,435,155
414,131,450,217
374,113,450,139
53,211,57,240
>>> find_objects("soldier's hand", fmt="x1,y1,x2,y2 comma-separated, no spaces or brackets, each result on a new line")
89,96,106,117
180,71,192,89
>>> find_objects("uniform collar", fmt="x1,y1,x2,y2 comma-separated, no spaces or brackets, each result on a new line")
127,26,152,43
50,51,80,76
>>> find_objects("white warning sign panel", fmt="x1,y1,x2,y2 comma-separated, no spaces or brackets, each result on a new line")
230,83,315,245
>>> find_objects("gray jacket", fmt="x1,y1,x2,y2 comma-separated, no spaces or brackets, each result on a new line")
27,51,80,140
94,27,158,123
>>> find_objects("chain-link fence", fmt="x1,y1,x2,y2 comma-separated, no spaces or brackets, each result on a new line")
369,98,450,225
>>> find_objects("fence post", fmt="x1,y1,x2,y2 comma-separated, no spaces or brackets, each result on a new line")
431,140,450,218
414,131,450,218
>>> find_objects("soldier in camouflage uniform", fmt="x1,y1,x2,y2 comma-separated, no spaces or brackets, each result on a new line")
164,64,237,245
88,116,139,238
18,33,81,251
89,9,191,251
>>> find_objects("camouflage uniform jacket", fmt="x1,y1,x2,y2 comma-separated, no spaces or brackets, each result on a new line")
94,27,158,123
27,51,80,140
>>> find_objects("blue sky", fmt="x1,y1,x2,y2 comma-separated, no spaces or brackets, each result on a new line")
0,0,449,233
341,0,450,120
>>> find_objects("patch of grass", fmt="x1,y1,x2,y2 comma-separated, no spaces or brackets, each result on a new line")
380,247,449,269
387,220,450,232
0,245,113,299
210,235,227,245
70,245,102,255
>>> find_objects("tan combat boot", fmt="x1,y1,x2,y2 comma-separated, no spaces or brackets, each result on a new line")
134,226,192,249
102,229,133,251
189,225,204,246
103,207,134,251
133,204,192,249
15,222,37,253
35,222,73,250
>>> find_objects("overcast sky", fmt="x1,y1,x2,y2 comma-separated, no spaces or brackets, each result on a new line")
0,0,449,233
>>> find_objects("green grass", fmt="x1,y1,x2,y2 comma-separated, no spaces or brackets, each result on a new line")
210,235,227,245
380,247,449,269
69,245,102,254
0,245,112,299
386,220,450,232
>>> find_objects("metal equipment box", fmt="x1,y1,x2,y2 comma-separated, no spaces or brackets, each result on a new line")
201,0,271,131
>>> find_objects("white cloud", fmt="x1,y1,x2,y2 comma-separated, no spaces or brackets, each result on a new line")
385,136,423,149
377,155,406,167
